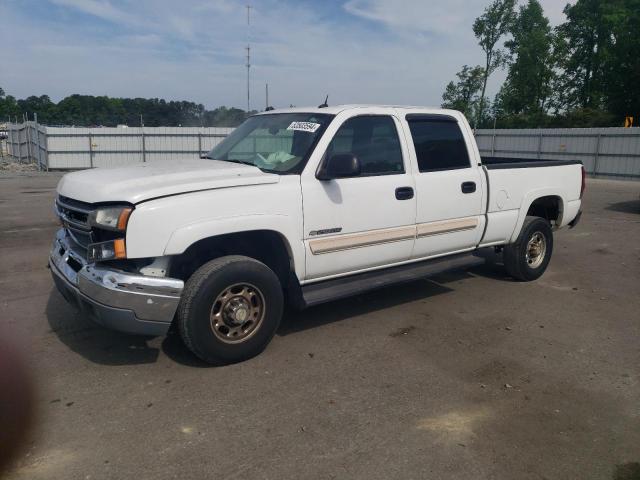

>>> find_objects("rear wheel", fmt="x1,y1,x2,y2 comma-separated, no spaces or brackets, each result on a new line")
503,216,553,281
177,255,283,364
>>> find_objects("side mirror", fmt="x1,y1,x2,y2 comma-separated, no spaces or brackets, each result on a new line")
317,153,361,180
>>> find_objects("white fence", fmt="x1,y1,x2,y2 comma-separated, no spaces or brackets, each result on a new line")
475,127,640,179
6,123,233,170
6,123,640,179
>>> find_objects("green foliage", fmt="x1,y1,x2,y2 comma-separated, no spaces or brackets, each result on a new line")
601,0,640,119
446,0,639,128
473,0,517,126
552,0,640,121
496,0,554,115
495,108,617,128
441,65,485,123
0,91,251,127
554,0,613,110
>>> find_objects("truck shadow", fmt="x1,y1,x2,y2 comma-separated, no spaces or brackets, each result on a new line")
46,260,511,367
159,276,464,367
46,288,161,366
278,255,511,337
278,277,454,336
160,272,481,367
467,249,515,282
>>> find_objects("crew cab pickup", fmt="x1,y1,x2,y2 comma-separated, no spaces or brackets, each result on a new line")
50,105,584,363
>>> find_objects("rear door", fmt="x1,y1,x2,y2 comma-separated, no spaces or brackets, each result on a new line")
403,114,485,259
301,112,416,280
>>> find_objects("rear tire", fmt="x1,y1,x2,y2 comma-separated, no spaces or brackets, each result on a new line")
177,255,283,364
503,216,553,281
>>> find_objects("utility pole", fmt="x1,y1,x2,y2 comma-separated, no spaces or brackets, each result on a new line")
246,5,252,114
265,83,269,110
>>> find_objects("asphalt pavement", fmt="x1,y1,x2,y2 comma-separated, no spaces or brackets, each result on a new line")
1,172,639,480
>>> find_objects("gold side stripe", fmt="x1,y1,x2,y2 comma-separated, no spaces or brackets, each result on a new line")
416,217,479,238
309,225,416,255
309,217,480,255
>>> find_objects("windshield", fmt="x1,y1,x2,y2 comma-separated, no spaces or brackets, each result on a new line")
206,113,334,174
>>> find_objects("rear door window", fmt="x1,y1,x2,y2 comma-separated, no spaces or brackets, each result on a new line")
407,117,471,172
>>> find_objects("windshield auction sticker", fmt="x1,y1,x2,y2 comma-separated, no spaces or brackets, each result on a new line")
287,122,321,133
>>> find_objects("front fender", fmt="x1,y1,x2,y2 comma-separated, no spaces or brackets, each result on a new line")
163,214,305,280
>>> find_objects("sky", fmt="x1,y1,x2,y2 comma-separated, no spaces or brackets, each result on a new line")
1,0,573,110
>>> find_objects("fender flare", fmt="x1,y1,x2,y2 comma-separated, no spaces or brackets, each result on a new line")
510,189,565,243
163,214,305,280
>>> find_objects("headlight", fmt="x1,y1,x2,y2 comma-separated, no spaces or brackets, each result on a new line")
87,239,126,263
89,206,132,231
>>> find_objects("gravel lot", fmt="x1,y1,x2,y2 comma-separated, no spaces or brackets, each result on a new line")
1,172,639,480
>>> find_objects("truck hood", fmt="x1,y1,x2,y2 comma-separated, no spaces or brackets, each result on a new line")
56,159,280,204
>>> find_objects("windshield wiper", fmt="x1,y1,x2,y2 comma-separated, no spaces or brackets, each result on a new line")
222,159,257,167
201,155,251,165
202,156,273,172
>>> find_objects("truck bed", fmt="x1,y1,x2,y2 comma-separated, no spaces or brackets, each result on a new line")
481,156,583,169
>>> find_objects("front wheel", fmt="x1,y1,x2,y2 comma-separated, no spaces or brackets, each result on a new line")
503,216,553,281
177,255,284,364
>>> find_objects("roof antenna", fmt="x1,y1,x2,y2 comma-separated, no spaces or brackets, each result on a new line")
318,95,329,108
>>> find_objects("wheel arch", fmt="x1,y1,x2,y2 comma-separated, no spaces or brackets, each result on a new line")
167,228,300,288
163,214,304,277
510,190,565,243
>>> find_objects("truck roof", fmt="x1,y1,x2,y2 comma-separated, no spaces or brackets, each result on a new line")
255,104,461,117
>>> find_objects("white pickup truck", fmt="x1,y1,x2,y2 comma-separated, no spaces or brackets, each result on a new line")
50,105,584,363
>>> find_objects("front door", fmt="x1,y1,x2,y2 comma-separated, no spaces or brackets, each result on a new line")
301,114,416,281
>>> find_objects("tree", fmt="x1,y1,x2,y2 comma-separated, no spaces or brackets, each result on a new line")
602,0,640,119
473,0,517,127
17,95,56,123
0,87,251,127
554,0,614,110
497,0,555,116
0,87,20,122
441,65,485,123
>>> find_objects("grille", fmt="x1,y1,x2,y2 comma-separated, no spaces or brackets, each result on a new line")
55,195,94,252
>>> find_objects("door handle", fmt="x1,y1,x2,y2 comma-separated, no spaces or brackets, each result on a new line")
395,186,414,200
461,181,476,194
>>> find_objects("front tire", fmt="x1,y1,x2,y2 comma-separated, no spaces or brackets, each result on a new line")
177,255,283,364
503,216,553,281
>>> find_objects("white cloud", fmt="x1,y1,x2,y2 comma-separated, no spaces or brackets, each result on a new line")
344,0,572,34
49,0,138,25
344,0,479,34
1,0,573,114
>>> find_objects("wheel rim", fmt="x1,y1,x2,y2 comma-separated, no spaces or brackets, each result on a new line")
525,231,546,269
210,283,266,344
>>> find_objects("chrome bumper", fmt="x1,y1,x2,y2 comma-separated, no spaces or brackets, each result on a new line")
49,229,184,336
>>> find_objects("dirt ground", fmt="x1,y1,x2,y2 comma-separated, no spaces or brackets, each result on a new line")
1,172,639,480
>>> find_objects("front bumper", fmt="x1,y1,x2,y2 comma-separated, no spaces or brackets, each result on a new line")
49,229,184,336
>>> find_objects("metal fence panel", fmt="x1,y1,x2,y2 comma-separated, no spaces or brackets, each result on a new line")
6,122,48,169
34,125,234,169
475,127,640,178
5,122,639,178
